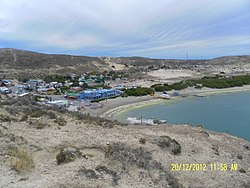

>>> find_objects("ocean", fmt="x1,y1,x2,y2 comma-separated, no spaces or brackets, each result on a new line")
117,92,250,141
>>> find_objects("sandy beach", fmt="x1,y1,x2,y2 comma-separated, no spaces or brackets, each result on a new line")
82,95,161,118
97,85,250,120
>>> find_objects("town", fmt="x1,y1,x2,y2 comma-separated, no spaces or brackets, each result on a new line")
0,72,152,114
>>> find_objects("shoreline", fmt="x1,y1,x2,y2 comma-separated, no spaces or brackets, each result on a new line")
99,85,250,120
99,98,165,120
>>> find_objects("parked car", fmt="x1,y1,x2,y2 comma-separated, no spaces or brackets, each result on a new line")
2,80,12,87
0,87,10,94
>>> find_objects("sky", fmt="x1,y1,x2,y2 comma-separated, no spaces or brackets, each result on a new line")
0,0,250,59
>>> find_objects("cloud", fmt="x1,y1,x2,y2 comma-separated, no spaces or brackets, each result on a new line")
0,0,250,58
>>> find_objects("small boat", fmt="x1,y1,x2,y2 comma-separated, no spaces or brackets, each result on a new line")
127,117,167,125
159,92,171,99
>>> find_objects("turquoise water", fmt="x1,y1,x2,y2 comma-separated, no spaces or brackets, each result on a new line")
117,92,250,141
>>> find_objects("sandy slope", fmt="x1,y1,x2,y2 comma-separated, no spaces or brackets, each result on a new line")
147,69,200,80
1,121,250,188
0,95,249,188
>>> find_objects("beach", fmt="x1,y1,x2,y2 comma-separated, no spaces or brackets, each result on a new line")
98,85,250,120
83,95,161,118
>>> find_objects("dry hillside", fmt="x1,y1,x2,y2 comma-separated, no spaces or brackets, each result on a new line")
1,48,250,80
0,94,249,188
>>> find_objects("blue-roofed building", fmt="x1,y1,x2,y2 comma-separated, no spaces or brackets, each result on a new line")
79,89,123,101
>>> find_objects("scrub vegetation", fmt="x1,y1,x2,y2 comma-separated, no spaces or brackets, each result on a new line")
151,75,250,91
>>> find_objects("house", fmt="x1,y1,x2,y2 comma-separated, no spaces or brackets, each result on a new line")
79,89,124,101
13,85,26,94
65,92,81,100
115,85,126,90
28,79,45,90
47,100,69,108
37,86,56,95
70,87,82,92
79,78,98,86
64,89,123,101
70,73,77,80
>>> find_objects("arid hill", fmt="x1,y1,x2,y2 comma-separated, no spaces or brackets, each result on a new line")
0,94,249,187
0,48,110,79
1,48,250,79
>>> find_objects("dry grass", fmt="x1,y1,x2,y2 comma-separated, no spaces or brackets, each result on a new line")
54,117,67,126
8,147,35,173
0,114,17,122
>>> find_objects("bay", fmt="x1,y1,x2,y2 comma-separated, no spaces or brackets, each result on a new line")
117,92,250,141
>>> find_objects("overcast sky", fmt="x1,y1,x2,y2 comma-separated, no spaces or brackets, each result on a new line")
0,0,250,59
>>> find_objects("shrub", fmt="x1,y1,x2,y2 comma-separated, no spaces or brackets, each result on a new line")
125,87,154,96
171,139,181,155
195,85,203,89
54,117,67,126
121,93,128,97
199,131,210,137
32,95,41,102
151,84,166,92
20,115,28,122
105,143,153,170
0,124,8,130
104,145,114,157
237,155,243,160
212,145,219,156
8,147,35,173
150,75,250,91
30,110,44,118
43,74,65,83
196,124,204,128
47,111,57,119
78,167,98,179
156,136,181,155
139,138,146,144
95,165,120,185
157,136,171,148
36,122,48,129
239,168,246,173
0,114,16,122
170,81,189,90
71,112,87,120
5,107,19,115
56,149,76,165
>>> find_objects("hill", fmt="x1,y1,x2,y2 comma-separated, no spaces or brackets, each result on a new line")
0,94,249,187
1,48,250,79
0,48,110,79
